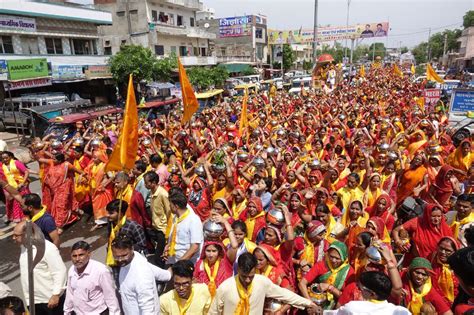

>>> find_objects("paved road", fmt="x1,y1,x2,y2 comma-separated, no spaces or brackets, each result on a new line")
0,131,108,298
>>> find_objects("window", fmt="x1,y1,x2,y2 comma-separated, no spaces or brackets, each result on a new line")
170,46,177,54
177,15,183,26
45,38,63,54
193,47,198,56
104,47,112,55
116,11,125,17
129,9,138,14
168,13,174,25
256,28,263,39
155,45,164,56
105,40,110,46
179,46,187,56
0,36,14,54
71,39,97,55
201,47,206,56
121,40,127,45
21,36,39,55
152,10,158,22
159,12,168,23
190,17,195,27
220,47,226,56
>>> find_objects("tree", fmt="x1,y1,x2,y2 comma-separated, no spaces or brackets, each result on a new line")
152,53,177,82
303,60,314,71
463,10,474,28
109,45,156,89
187,66,229,91
368,42,386,59
412,42,428,64
401,47,409,54
282,44,296,72
210,66,229,88
411,28,461,64
241,67,257,76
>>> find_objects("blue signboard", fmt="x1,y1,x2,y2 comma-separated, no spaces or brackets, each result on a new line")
0,60,7,81
449,89,474,113
438,80,461,95
52,65,85,81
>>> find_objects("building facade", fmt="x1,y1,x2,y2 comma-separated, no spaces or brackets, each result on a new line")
94,0,216,66
200,14,269,65
457,26,474,70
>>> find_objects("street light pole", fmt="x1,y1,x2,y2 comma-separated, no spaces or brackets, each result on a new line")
344,0,351,62
313,0,319,63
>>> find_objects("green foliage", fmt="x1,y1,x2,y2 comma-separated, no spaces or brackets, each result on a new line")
463,10,474,28
415,64,425,76
412,42,428,64
241,67,257,75
152,53,177,82
282,44,296,72
272,61,281,69
368,42,386,58
401,47,409,54
187,66,229,91
303,60,314,71
317,43,344,63
411,28,461,63
109,45,156,88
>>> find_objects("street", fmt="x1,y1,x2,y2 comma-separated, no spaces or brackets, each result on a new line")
0,131,108,299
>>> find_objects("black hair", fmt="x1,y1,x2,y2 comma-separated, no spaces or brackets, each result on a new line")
465,225,474,247
135,160,148,173
172,260,195,278
102,136,112,147
348,172,360,183
72,240,91,252
106,199,129,214
263,177,273,191
456,193,474,205
232,220,248,233
1,151,15,159
0,296,25,314
238,252,257,273
150,153,162,165
144,171,160,184
358,231,373,247
359,271,392,301
448,247,474,287
23,193,42,209
168,190,188,209
315,203,330,214
111,233,134,250
54,153,65,163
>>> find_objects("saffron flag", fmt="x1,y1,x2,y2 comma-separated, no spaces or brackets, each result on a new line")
426,63,445,84
393,64,403,78
411,64,416,75
238,89,249,137
178,57,199,124
106,74,138,171
359,65,366,77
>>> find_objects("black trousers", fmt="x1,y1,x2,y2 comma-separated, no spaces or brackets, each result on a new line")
32,294,65,315
146,228,166,268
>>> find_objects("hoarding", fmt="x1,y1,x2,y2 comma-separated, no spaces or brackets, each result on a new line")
84,65,112,79
0,15,36,32
52,65,85,81
424,88,441,111
219,16,252,38
268,22,389,44
7,58,49,81
6,77,52,90
0,60,8,81
449,89,474,113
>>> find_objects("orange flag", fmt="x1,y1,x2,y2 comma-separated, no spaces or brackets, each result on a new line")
238,89,249,137
106,74,138,171
178,57,199,124
359,65,366,77
393,64,403,78
426,63,445,83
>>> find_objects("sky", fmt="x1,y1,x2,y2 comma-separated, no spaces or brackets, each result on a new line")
75,0,473,48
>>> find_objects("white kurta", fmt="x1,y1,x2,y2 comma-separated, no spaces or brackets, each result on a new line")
335,300,411,315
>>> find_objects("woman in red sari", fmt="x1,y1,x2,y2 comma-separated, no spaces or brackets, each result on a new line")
421,165,461,212
393,204,454,260
366,193,396,231
188,177,212,221
0,151,30,223
297,220,330,280
239,197,266,242
40,153,84,234
430,236,459,305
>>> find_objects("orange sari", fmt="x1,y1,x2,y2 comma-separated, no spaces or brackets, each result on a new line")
85,162,112,221
397,165,427,204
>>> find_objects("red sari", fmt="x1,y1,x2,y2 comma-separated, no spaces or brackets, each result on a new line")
188,177,211,222
366,193,396,232
421,165,455,212
239,197,266,242
43,161,77,228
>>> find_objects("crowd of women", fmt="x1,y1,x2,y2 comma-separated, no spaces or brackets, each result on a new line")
1,64,474,314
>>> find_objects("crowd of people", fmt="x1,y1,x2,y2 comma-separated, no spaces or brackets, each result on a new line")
1,64,474,315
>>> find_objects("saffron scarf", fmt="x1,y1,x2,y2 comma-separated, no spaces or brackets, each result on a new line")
168,208,191,256
437,259,455,302
174,287,194,315
2,159,24,189
106,214,127,266
31,206,46,222
451,212,474,239
234,276,252,315
408,277,432,314
204,259,220,297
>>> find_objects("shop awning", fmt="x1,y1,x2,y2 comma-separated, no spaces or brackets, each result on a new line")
220,63,253,73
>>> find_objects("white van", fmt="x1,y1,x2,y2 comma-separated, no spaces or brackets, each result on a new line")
289,76,312,94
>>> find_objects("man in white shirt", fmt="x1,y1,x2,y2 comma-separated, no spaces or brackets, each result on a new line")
210,253,318,315
64,241,120,315
164,189,203,264
335,271,410,315
13,221,67,315
112,234,172,315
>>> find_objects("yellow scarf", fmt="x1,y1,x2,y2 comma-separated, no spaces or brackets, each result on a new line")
31,206,46,222
168,209,191,256
325,215,338,243
257,264,273,278
234,276,252,315
134,173,145,189
408,277,432,314
2,159,23,189
213,187,227,202
437,259,455,302
232,200,247,220
246,212,265,240
325,256,349,286
451,212,474,239
106,215,127,266
116,184,133,204
204,259,220,297
174,287,194,315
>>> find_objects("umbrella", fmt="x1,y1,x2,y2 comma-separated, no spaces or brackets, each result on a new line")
317,54,334,63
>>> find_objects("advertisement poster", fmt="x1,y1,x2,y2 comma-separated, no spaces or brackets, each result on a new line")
7,58,49,81
424,88,441,111
84,65,112,79
0,15,36,32
268,22,389,44
219,16,252,38
6,77,52,90
52,65,85,81
0,60,8,81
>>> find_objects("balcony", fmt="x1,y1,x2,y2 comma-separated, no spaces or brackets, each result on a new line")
216,56,254,63
180,56,216,66
162,0,203,11
187,28,216,40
